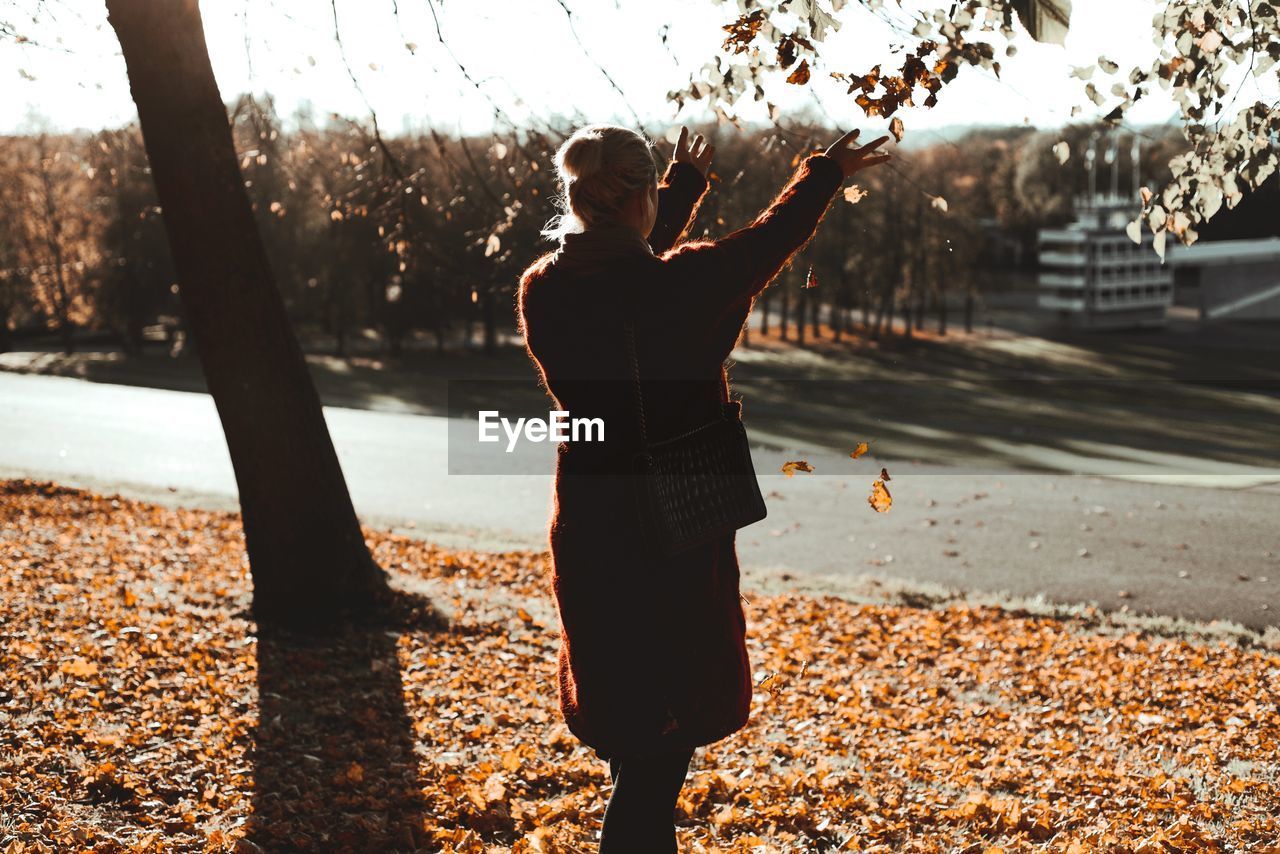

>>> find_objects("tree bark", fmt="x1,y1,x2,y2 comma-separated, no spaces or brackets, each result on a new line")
796,287,807,346
106,0,384,624
780,286,791,342
482,286,497,356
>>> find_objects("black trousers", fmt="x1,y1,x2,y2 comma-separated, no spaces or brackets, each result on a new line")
598,746,694,853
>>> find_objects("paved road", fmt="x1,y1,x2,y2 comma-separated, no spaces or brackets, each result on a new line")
2,372,1277,629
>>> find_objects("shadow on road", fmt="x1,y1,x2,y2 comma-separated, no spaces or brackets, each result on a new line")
248,591,444,852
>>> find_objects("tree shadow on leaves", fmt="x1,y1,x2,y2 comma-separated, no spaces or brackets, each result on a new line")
247,589,444,852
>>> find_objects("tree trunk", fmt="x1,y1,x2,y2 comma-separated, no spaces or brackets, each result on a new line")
796,288,806,346
780,286,792,341
482,286,497,356
872,289,889,341
937,294,948,335
106,0,384,625
760,291,771,337
964,293,975,333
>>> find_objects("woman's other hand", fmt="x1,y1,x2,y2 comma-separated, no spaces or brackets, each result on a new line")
672,126,715,178
823,129,891,179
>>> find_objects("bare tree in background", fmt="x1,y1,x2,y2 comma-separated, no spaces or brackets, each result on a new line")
105,0,385,625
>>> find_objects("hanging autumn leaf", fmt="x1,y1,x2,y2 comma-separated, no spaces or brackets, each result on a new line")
889,116,905,143
842,185,868,204
786,59,811,86
880,467,892,482
781,461,815,477
850,442,869,460
722,10,765,54
868,478,892,513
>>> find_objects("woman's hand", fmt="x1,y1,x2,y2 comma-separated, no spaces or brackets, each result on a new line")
823,129,891,179
672,126,715,178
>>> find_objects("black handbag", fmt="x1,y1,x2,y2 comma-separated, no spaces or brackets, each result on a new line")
624,321,768,556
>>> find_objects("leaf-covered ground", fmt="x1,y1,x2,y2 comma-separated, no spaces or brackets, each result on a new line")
2,480,1278,853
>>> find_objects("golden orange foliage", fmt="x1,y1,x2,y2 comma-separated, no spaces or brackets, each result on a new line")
2,481,1278,852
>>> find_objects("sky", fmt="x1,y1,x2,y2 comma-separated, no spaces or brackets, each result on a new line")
0,0,1266,142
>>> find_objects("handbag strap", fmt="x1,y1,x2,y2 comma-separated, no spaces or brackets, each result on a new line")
623,320,648,446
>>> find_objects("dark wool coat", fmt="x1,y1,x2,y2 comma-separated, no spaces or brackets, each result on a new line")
518,154,844,761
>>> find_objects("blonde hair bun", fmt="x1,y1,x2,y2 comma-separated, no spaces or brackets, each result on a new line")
558,129,607,181
542,124,658,240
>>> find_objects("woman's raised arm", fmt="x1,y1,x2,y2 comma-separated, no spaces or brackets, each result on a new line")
647,127,715,254
663,130,890,315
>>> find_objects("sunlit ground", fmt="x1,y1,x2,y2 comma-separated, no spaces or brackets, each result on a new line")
3,481,1277,852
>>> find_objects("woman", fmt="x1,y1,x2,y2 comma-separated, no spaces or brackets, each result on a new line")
518,124,889,851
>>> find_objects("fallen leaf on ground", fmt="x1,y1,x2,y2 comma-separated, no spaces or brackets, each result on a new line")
3,480,1278,852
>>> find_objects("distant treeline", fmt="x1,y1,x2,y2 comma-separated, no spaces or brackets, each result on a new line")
0,95,1194,355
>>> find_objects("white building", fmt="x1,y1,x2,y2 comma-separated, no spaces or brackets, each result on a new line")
1037,193,1174,329
1036,134,1174,329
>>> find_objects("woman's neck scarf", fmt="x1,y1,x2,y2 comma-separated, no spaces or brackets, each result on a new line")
550,224,653,275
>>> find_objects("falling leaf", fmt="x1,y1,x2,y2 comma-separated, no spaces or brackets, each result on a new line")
931,195,949,213
843,185,868,204
786,59,812,85
804,267,819,289
781,461,815,477
889,116,905,142
849,442,869,460
868,479,892,513
1052,141,1070,164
